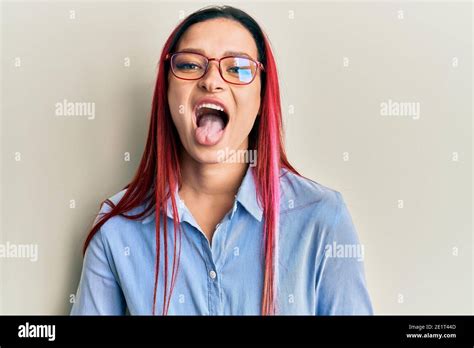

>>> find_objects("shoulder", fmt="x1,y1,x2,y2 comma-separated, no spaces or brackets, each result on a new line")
98,187,151,217
279,169,362,250
102,188,129,211
93,188,128,223
94,188,146,243
279,167,343,218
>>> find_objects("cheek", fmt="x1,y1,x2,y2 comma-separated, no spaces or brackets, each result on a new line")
167,79,179,116
236,84,261,127
249,78,262,113
167,79,189,128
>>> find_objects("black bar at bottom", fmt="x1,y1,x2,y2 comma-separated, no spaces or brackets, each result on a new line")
0,315,472,346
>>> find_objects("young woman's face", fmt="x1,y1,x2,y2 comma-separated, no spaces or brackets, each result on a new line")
167,18,262,164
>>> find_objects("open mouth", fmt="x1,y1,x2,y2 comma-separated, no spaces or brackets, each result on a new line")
193,102,229,146
195,104,229,129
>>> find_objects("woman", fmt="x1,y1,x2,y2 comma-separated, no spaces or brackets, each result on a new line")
71,5,373,315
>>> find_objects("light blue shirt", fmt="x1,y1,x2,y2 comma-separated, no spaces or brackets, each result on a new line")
71,166,373,315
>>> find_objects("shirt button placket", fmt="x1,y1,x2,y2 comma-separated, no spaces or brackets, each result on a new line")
205,222,224,315
208,268,220,315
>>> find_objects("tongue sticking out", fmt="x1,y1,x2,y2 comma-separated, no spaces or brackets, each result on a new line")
195,113,226,146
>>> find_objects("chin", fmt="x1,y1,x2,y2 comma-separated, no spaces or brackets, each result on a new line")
188,146,226,165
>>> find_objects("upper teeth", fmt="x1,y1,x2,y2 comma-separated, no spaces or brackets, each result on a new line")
197,103,224,112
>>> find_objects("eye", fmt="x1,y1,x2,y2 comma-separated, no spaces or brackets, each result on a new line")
176,63,203,71
227,66,241,74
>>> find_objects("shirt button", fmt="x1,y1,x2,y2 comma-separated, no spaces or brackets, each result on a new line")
209,270,217,279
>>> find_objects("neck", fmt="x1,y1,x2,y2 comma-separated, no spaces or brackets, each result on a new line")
178,143,250,199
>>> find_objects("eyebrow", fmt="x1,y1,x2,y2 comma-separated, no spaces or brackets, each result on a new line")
179,47,254,59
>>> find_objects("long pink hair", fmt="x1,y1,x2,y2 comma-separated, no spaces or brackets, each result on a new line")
83,5,299,315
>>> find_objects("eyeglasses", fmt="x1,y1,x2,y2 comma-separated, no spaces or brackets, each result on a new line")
166,51,264,85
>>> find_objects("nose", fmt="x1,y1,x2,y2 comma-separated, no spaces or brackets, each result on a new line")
197,60,226,92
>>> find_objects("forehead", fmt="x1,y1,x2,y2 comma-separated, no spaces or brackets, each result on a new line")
176,18,259,59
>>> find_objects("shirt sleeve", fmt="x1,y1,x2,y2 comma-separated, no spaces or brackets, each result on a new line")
314,191,374,315
70,227,126,315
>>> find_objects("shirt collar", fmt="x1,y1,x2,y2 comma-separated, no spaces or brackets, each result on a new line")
234,166,263,221
141,186,184,225
141,166,263,225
